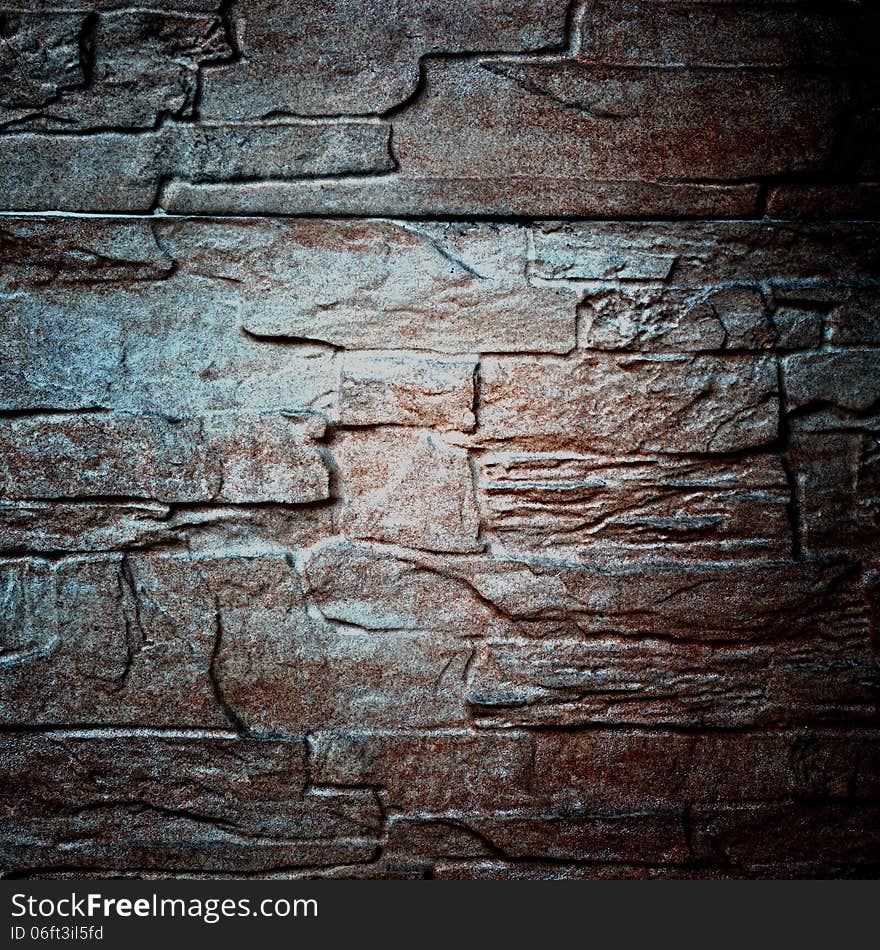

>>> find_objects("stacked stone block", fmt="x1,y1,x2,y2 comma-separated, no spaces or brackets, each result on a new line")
1,1,878,878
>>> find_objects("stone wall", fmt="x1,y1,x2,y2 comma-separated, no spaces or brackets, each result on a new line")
1,1,878,879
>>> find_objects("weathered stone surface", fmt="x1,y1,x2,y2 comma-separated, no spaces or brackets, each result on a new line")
767,184,880,221
217,617,472,732
0,122,392,210
1,550,464,734
238,219,577,354
578,284,820,353
0,735,381,873
167,122,393,181
783,350,880,414
392,60,843,184
0,133,161,211
302,539,513,637
0,501,171,553
457,557,861,641
0,5,871,219
338,352,476,431
789,426,879,557
302,539,855,641
0,11,229,131
0,217,173,286
578,285,772,352
111,299,334,417
311,731,534,812
432,860,880,880
387,812,689,864
3,0,879,880
531,730,880,811
1,294,123,411
314,727,880,815
468,634,879,728
334,429,481,553
478,354,778,454
11,221,542,376
1,218,337,415
0,501,331,555
770,306,824,352
0,555,225,727
199,0,570,119
532,222,880,287
476,452,791,560
431,862,705,880
825,290,880,346
691,803,880,867
579,0,872,68
0,412,329,504
0,13,84,123
3,552,463,732
160,177,761,218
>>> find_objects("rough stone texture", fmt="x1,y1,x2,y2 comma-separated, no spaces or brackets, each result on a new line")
479,353,779,454
476,452,791,561
198,0,571,119
2,2,879,881
0,412,329,503
237,219,577,353
1,2,875,216
334,428,481,553
1,735,381,874
337,352,477,431
468,634,879,728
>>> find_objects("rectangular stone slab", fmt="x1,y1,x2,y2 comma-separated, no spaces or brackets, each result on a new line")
468,634,879,728
0,550,473,731
476,451,791,560
392,60,843,183
0,554,306,728
478,353,779,453
0,501,331,556
300,539,858,641
0,412,329,504
234,219,578,353
0,734,381,874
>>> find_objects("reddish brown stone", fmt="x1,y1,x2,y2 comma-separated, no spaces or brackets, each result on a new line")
767,184,880,220
338,351,476,431
393,61,843,183
0,734,381,874
2,2,878,881
0,412,329,504
531,730,880,810
476,452,791,561
302,539,858,641
468,633,879,728
302,539,513,637
478,353,778,454
387,812,689,864
310,731,534,812
217,621,472,732
334,428,481,553
580,1,868,68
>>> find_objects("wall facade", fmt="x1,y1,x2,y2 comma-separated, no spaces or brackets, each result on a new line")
1,1,879,878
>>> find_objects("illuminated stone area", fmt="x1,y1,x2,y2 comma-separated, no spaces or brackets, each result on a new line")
1,1,878,879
